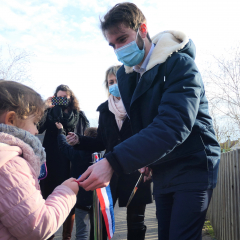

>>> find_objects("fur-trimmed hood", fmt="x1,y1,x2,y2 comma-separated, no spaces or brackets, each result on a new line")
124,30,194,74
0,132,44,177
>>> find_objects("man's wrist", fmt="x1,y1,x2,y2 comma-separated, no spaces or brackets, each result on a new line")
103,158,113,170
104,152,124,176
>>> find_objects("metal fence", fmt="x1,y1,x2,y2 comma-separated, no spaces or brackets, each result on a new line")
207,149,240,240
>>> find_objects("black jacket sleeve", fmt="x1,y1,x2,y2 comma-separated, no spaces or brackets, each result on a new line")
105,53,202,175
76,111,90,135
38,109,49,134
81,111,90,129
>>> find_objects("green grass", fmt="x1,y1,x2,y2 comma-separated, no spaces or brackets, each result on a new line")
203,220,216,239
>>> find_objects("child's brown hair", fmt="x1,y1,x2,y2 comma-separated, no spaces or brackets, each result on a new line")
84,127,98,138
0,80,45,120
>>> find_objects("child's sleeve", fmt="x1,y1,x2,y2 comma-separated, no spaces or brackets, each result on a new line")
0,157,76,240
57,130,95,166
57,129,78,161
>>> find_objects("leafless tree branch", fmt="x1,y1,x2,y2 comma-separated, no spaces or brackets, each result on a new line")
205,44,240,134
0,44,34,83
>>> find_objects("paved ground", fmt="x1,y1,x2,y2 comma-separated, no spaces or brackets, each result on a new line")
54,201,213,240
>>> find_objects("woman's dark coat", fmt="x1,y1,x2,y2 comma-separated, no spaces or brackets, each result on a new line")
38,107,89,199
76,100,152,207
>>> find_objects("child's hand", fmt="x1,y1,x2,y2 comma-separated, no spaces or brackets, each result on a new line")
61,178,79,195
55,122,63,129
66,132,79,146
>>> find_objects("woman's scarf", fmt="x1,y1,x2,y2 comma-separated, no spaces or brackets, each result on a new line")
48,106,79,132
0,123,46,176
108,95,127,131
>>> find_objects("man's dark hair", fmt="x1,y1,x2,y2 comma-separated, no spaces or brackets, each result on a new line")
100,2,151,42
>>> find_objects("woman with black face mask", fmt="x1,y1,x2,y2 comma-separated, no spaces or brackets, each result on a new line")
38,84,89,240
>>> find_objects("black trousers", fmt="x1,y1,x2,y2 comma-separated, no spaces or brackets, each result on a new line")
155,189,213,240
102,204,147,240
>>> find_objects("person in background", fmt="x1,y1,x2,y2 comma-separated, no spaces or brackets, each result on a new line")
67,66,152,240
38,84,89,240
0,80,78,240
78,3,221,240
84,127,98,138
55,123,97,240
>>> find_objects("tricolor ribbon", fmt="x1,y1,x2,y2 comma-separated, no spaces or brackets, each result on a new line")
95,156,115,239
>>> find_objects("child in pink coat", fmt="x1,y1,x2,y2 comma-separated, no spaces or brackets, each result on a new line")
0,80,79,240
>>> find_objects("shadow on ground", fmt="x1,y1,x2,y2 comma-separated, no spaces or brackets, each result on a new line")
54,201,214,240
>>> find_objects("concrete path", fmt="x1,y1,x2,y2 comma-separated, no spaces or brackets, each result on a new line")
54,201,213,240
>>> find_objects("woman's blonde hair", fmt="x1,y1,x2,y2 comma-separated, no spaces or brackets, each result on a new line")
0,80,44,120
104,65,121,95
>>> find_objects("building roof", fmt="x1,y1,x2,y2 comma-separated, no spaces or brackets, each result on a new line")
220,139,239,149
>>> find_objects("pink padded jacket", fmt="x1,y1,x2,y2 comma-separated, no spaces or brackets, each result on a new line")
0,133,76,240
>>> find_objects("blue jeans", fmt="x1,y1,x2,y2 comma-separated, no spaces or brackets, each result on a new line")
155,189,213,240
75,208,93,240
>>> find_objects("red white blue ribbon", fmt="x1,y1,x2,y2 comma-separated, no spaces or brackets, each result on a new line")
95,156,115,239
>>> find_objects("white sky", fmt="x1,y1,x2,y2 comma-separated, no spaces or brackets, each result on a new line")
0,0,240,124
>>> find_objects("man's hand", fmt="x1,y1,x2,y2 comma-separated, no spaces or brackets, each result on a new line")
78,158,114,191
139,166,152,182
66,132,79,146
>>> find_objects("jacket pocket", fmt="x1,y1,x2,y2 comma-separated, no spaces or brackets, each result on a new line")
152,133,205,166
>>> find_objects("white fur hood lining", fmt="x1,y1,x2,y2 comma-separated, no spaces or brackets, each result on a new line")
124,30,189,74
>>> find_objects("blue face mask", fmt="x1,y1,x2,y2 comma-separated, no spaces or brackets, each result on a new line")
109,84,120,98
114,33,145,67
